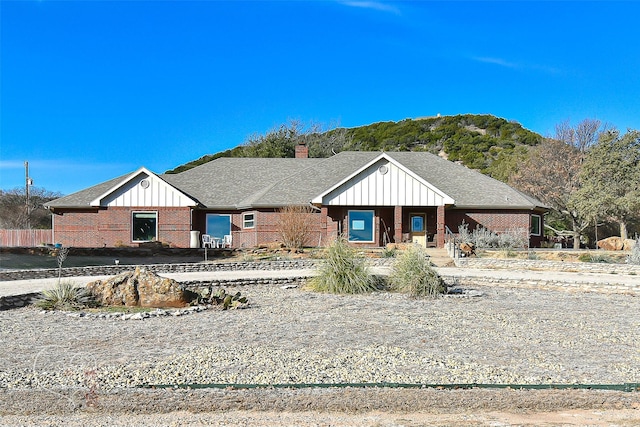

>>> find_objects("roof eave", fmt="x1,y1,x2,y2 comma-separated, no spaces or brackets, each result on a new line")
450,204,548,210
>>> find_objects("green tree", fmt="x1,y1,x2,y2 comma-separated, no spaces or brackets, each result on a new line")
242,122,301,158
571,129,640,240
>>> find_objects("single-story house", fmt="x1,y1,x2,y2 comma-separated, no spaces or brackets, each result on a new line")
45,146,548,249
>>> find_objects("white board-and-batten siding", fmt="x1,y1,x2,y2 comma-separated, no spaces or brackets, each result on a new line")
322,161,450,207
99,173,194,207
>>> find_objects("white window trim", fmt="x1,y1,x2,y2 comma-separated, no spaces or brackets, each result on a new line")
131,210,158,242
531,214,542,236
347,209,375,243
243,212,256,229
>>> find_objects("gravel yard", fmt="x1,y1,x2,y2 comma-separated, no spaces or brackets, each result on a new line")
1,283,639,425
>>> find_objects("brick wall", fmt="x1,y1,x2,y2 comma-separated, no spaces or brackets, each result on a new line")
53,207,192,248
241,210,324,248
445,209,544,247
52,205,545,249
446,209,530,233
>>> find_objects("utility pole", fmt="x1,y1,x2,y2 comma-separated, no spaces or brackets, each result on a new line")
25,161,32,229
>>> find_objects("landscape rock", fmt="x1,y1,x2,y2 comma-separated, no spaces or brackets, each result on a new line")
622,239,637,251
597,236,624,251
460,242,476,257
386,243,411,251
86,267,196,308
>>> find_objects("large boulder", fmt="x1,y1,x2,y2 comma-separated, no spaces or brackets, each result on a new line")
597,236,625,251
86,267,196,308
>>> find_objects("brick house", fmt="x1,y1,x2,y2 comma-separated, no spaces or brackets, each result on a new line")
45,149,547,249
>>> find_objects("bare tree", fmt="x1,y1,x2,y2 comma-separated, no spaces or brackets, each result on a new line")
509,138,586,248
555,118,602,153
277,205,317,250
509,119,604,248
0,187,61,229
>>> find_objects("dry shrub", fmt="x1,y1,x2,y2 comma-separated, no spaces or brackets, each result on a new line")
278,205,316,250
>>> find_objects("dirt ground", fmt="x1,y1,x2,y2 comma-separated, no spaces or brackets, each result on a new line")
2,387,640,426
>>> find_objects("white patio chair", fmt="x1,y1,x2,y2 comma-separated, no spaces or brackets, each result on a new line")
202,234,213,248
221,234,232,248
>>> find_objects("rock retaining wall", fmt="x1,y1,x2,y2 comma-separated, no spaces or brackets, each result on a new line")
0,293,40,311
0,260,319,282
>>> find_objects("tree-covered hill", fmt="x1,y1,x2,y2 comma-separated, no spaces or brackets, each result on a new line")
165,114,542,180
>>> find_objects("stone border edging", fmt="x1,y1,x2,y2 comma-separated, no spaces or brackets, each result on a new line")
0,292,40,311
442,275,639,296
454,257,640,275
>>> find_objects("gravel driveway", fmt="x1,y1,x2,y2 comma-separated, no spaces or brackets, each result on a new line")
1,282,639,425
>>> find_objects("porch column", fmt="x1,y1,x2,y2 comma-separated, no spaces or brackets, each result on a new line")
320,206,329,246
394,205,403,243
322,207,338,243
436,205,445,248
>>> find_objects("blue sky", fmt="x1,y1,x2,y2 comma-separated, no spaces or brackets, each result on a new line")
2,1,639,195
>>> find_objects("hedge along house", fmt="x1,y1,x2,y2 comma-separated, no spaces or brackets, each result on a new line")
45,149,548,249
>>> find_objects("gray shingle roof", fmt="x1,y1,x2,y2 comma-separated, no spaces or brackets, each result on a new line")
161,158,321,209
386,152,543,208
45,173,130,208
45,152,546,210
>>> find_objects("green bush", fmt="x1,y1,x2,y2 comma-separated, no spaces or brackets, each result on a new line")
381,247,397,258
389,245,446,298
36,281,97,311
307,237,379,294
578,252,613,263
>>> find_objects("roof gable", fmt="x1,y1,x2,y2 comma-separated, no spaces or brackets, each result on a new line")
92,167,198,207
311,153,455,206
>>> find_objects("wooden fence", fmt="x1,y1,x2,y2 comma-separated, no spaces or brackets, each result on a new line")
0,229,53,247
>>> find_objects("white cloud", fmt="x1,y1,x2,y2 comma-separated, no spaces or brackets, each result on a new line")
0,160,28,169
339,1,402,15
472,56,519,69
471,56,562,75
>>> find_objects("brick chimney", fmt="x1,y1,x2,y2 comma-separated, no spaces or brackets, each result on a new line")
295,141,308,159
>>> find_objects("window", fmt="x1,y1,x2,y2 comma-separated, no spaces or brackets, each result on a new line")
206,214,231,239
531,214,541,236
243,212,255,229
348,210,374,242
132,212,157,242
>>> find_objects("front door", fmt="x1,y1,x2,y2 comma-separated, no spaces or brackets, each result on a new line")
410,214,426,247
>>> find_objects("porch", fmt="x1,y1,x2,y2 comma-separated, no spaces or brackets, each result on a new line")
323,206,447,249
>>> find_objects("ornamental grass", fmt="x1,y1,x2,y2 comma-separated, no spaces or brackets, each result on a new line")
36,281,98,311
307,237,379,294
389,245,446,298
